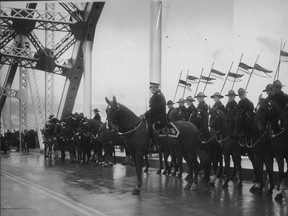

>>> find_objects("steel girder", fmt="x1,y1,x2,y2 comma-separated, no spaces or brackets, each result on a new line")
58,2,105,119
0,7,74,32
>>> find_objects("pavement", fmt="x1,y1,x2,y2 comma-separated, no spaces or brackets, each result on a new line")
1,150,287,216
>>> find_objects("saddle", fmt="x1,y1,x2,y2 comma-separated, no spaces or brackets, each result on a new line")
158,122,180,138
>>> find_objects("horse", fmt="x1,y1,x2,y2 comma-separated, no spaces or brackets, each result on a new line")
105,96,209,195
189,110,223,184
209,108,243,189
249,99,275,194
259,100,288,200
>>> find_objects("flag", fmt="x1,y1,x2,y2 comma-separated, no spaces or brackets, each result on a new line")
280,50,288,57
254,63,272,73
210,68,225,80
280,50,288,62
227,72,244,82
211,68,225,76
178,79,192,90
187,75,198,81
200,75,215,81
238,62,253,74
227,72,244,79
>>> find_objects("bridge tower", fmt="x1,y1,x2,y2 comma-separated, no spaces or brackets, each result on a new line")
0,2,105,149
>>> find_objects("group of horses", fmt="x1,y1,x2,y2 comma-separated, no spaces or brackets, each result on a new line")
41,113,122,165
105,96,288,201
41,96,287,201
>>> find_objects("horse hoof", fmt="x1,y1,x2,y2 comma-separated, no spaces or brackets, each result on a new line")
190,184,198,191
222,183,228,189
274,194,283,202
156,170,161,175
162,170,167,175
132,188,141,195
144,168,148,173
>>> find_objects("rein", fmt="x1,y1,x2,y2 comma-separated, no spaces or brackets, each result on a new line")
245,129,267,149
271,128,286,138
117,120,143,136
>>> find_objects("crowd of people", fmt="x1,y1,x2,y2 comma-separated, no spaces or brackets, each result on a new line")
0,129,38,153
163,80,288,139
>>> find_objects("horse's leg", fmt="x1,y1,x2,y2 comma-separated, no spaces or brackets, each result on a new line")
143,154,149,172
222,151,231,189
182,151,193,190
177,156,183,179
233,147,243,189
187,150,199,191
275,154,285,190
132,152,143,195
162,151,170,175
157,150,163,174
265,153,275,195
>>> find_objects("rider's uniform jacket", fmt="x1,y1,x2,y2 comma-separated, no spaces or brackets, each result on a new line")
167,107,178,122
197,101,209,116
175,106,187,121
226,100,238,131
237,97,254,113
211,101,226,113
93,113,101,122
271,90,288,109
145,89,167,126
186,103,197,121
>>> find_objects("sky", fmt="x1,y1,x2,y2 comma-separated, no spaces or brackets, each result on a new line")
1,0,288,127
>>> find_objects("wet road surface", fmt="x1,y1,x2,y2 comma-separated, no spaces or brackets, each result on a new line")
1,151,287,216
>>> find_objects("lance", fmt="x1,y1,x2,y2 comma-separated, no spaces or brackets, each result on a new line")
173,71,182,102
220,61,234,94
203,62,214,93
232,53,243,90
182,69,189,98
194,67,204,97
245,54,259,91
274,39,286,81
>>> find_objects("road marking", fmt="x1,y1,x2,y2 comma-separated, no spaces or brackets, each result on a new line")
1,170,109,216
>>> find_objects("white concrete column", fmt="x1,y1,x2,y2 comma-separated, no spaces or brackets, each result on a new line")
83,41,93,118
149,1,162,85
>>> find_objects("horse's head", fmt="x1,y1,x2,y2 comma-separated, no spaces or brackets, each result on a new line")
209,108,227,133
254,99,271,132
105,96,120,130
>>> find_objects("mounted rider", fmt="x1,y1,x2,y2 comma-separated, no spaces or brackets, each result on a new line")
270,80,288,127
141,82,168,146
225,90,238,135
175,98,188,121
270,80,288,109
194,92,210,140
237,88,255,137
210,92,226,113
93,108,101,122
166,100,177,122
185,96,197,121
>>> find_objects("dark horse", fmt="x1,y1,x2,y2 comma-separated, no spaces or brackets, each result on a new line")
209,108,243,189
259,100,288,200
105,96,209,195
249,99,275,194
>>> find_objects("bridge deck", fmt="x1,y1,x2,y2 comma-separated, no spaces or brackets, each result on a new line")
1,150,287,216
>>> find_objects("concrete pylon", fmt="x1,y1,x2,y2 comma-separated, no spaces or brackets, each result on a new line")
149,1,162,86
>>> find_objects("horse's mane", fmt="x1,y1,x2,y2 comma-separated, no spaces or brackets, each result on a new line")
117,102,139,120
